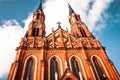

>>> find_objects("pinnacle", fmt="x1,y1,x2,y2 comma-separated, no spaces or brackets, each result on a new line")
68,3,74,16
37,0,43,12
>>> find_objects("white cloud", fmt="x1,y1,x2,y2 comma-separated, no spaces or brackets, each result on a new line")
23,13,33,31
44,0,113,35
0,0,113,78
0,14,32,78
0,20,23,77
44,0,70,35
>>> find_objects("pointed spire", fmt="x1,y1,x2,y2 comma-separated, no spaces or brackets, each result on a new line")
68,3,74,16
37,0,43,12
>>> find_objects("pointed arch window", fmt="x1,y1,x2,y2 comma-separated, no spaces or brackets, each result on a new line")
51,58,59,80
74,15,80,21
93,57,106,80
79,27,87,37
75,15,79,21
32,28,39,36
36,28,39,36
71,57,82,80
24,58,34,80
37,14,40,20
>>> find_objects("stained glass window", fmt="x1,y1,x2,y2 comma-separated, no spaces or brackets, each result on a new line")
71,57,80,80
51,58,59,80
93,57,106,80
25,58,34,80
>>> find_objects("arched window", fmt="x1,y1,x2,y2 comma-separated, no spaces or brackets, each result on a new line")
51,58,59,80
75,15,79,21
36,13,40,20
36,28,39,36
71,57,82,80
24,58,34,80
93,57,106,80
32,28,39,36
79,27,87,37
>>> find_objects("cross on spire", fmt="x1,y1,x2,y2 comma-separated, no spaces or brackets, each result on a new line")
57,22,61,27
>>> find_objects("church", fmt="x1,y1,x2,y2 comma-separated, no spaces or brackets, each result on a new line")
8,2,120,80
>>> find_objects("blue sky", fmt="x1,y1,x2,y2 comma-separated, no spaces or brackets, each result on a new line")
99,0,120,74
0,0,120,79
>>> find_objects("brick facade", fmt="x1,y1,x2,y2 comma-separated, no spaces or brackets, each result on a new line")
8,3,120,80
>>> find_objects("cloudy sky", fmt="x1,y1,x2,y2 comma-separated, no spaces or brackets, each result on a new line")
0,0,120,79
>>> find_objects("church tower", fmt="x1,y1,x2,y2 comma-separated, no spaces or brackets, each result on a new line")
8,2,120,80
8,2,46,80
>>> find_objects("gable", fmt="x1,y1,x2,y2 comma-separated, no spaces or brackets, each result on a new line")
46,27,80,48
60,68,78,80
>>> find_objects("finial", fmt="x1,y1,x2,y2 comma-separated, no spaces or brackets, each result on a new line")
66,27,68,32
52,27,54,32
57,22,61,27
68,3,74,16
37,0,43,12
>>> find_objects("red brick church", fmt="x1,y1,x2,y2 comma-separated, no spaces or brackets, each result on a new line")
8,2,120,80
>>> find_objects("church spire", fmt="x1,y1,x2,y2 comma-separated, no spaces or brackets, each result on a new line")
37,0,43,12
68,3,74,16
68,4,94,38
26,0,45,38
